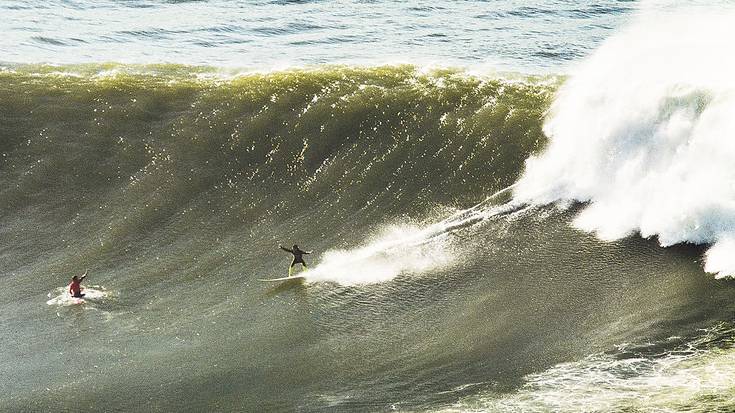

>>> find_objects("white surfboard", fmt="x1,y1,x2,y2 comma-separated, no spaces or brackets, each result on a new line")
257,275,307,282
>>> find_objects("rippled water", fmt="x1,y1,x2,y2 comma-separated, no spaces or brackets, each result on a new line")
1,0,636,71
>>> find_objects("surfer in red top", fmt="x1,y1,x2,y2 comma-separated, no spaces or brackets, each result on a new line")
69,270,88,298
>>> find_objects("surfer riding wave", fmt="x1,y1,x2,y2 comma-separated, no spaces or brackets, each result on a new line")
279,244,312,276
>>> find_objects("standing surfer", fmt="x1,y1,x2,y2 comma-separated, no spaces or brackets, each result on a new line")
279,244,312,276
69,269,88,298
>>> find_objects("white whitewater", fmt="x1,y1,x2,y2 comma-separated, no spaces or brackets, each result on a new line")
46,286,109,306
514,7,735,278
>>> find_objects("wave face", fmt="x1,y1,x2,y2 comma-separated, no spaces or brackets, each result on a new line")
514,8,735,278
0,64,551,240
0,64,553,289
1,65,566,411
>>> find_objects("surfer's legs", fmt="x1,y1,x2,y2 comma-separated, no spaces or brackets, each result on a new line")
289,259,306,276
289,259,297,276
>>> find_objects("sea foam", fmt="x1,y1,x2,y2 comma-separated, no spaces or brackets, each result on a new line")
514,8,735,278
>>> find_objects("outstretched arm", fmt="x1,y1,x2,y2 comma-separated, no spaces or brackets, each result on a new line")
80,269,88,282
279,245,292,253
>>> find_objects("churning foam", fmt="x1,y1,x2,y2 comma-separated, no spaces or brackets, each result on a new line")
46,286,109,306
443,326,735,412
514,7,735,278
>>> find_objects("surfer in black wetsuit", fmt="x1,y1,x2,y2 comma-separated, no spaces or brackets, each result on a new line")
279,244,312,276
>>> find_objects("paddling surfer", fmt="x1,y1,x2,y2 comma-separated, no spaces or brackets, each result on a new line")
279,244,312,276
69,269,88,298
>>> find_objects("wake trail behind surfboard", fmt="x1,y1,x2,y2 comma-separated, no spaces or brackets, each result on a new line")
406,184,532,248
297,184,533,285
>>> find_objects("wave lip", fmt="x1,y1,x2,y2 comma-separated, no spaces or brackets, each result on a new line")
514,7,735,278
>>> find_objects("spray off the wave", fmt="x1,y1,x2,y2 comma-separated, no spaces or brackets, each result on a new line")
304,186,522,286
514,9,735,278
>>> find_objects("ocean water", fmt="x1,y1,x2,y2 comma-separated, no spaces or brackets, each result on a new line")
3,1,735,412
1,0,635,71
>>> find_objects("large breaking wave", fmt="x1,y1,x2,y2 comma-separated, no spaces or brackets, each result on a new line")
0,64,553,284
3,58,735,412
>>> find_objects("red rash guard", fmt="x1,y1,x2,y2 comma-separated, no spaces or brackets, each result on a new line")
69,280,82,296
